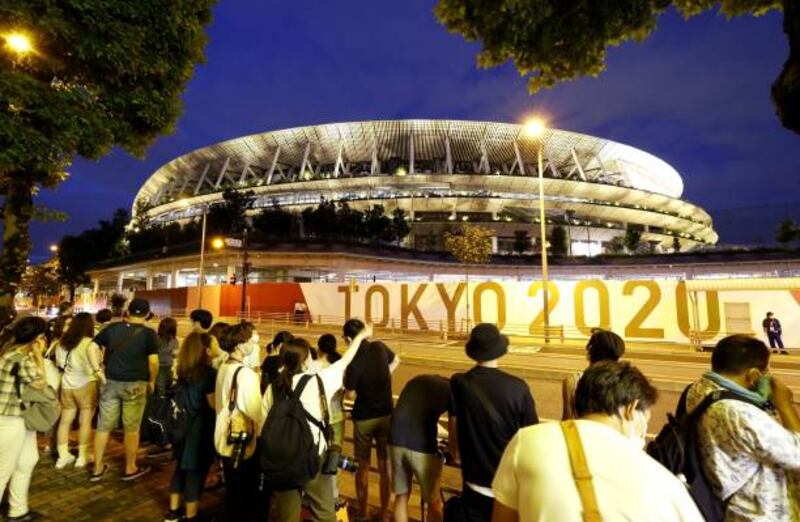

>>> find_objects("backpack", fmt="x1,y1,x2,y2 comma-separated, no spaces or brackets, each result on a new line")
646,386,765,522
260,374,325,491
148,381,194,446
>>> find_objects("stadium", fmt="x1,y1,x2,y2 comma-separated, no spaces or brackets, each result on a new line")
134,119,718,255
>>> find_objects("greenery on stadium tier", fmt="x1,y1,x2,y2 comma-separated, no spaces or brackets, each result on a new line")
54,189,413,295
0,1,216,308
435,0,800,135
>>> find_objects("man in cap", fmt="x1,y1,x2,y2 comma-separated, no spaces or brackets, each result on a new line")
449,323,538,521
91,298,160,481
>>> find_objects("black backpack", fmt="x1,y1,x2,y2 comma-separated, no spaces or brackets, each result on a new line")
148,382,194,446
260,374,325,491
647,387,764,522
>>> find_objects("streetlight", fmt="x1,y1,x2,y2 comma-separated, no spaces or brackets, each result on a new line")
523,117,551,342
180,199,211,308
3,32,33,56
49,244,58,253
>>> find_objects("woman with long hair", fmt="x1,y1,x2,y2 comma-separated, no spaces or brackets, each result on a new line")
54,312,105,469
156,318,178,392
0,317,48,520
164,332,217,522
264,325,371,521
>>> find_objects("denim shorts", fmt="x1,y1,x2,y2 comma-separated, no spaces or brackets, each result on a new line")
97,380,148,433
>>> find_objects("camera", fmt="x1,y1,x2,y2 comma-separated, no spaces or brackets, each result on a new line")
228,430,253,468
337,454,358,473
437,438,452,465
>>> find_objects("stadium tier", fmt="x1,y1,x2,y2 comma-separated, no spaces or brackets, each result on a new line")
134,120,717,253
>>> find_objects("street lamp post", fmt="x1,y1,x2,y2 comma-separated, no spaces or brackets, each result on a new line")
197,205,209,309
240,227,250,318
524,119,550,343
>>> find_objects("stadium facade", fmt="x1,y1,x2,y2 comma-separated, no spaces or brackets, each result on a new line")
134,120,717,255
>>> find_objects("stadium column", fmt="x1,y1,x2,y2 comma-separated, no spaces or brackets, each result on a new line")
146,267,154,290
491,236,498,254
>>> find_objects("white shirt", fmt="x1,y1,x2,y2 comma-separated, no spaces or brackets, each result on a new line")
55,338,101,389
492,420,703,522
215,360,264,431
261,337,363,455
687,377,800,521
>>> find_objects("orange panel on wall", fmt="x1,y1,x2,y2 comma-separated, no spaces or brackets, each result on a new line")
220,282,305,318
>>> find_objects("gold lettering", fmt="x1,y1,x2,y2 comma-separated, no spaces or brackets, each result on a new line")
676,281,720,341
364,285,389,327
401,284,429,330
623,281,664,339
473,282,506,330
337,284,358,320
528,282,560,335
574,280,610,336
436,283,465,332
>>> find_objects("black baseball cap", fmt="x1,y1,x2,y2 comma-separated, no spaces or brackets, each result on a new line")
128,298,151,317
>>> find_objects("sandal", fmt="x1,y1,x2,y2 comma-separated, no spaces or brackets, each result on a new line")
89,463,109,482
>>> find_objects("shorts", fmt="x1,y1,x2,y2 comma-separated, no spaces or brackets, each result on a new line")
60,382,98,410
353,415,390,462
97,380,148,433
391,446,443,502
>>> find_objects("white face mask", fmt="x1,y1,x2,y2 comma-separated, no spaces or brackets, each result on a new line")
628,409,649,449
238,333,261,367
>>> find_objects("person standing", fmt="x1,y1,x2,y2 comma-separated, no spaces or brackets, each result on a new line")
561,329,625,420
90,298,159,481
343,319,400,522
450,323,538,522
0,317,47,522
54,312,105,469
491,361,703,521
390,374,451,522
164,332,217,522
685,335,800,520
156,318,178,392
762,312,788,355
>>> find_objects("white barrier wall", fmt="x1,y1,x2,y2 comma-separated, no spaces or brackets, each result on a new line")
300,280,800,347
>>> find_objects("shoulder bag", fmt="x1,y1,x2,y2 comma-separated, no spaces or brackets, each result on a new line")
11,353,61,432
561,420,602,522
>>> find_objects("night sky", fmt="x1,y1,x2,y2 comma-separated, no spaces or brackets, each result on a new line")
30,0,800,261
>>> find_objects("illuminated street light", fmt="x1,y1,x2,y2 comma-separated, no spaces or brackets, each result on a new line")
523,118,546,138
211,237,225,250
523,116,551,342
49,244,58,253
4,32,33,55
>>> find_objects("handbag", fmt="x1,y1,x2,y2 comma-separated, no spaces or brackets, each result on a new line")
214,365,256,466
11,355,61,432
561,420,602,522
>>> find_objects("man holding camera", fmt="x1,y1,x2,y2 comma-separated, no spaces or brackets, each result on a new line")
389,374,451,522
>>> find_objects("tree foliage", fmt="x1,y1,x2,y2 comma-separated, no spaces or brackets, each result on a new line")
776,218,798,245
435,0,799,134
549,225,568,256
0,1,216,306
512,230,530,255
672,235,682,253
606,236,626,255
444,223,494,264
624,228,643,253
20,259,60,307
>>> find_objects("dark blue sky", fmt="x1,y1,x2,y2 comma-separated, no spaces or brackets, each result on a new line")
31,0,800,260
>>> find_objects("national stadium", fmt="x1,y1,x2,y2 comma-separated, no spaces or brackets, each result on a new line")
134,119,718,255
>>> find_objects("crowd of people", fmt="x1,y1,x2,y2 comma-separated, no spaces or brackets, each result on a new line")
0,298,798,522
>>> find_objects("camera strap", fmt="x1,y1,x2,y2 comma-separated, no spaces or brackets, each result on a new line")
314,374,333,448
227,365,244,414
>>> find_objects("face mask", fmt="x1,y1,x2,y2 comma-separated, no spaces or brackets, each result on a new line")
755,375,772,400
624,409,648,450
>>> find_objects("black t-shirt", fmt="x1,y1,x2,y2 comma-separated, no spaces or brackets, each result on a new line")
94,322,159,382
450,366,538,488
390,374,450,454
344,340,396,421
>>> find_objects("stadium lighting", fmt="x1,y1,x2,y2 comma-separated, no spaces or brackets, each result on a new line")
4,32,33,55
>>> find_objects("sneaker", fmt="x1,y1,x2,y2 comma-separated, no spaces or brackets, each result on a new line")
164,507,184,522
6,511,41,521
121,464,152,481
74,456,90,468
55,454,77,469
